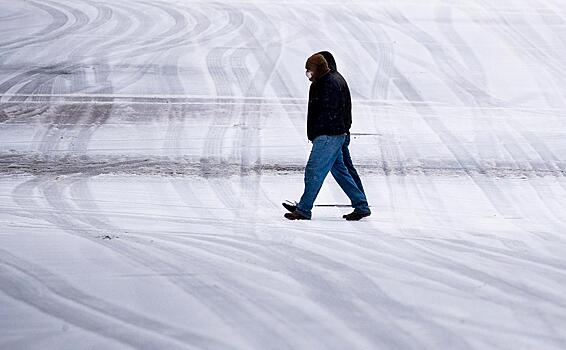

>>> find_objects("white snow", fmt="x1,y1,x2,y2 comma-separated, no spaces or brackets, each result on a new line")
1,0,566,349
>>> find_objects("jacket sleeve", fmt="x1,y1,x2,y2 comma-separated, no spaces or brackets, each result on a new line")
306,84,316,141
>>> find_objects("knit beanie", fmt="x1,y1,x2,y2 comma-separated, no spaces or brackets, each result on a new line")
305,53,330,79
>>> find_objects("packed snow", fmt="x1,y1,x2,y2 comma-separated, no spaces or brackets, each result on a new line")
1,0,566,349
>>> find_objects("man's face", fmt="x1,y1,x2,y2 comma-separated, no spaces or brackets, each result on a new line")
305,69,314,81
305,63,316,82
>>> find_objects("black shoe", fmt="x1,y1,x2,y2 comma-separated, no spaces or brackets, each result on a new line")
282,201,297,213
284,210,310,220
343,211,371,221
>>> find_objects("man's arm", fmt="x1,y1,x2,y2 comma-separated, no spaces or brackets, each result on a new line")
306,83,317,141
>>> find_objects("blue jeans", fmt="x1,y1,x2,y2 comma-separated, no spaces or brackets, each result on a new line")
296,135,370,219
338,133,365,195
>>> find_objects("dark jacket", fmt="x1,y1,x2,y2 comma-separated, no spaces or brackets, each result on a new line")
318,51,352,132
307,72,348,141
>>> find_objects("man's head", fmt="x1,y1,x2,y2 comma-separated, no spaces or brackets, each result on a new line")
305,53,330,81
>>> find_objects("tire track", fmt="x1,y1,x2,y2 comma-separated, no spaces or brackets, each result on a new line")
431,2,566,234
337,6,395,100
425,2,566,236
276,207,475,349
27,174,332,349
147,216,418,349
384,5,501,107
474,1,566,92
1,3,104,154
0,249,218,350
7,175,247,350
434,2,566,225
159,28,229,226
203,46,242,210
0,0,71,51
227,5,287,228
435,4,488,87
338,2,566,283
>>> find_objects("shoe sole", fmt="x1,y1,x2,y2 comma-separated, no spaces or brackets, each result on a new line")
345,213,371,221
284,215,309,221
284,211,310,220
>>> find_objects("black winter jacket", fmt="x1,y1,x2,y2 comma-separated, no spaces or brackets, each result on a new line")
307,72,348,141
330,71,352,132
318,51,352,132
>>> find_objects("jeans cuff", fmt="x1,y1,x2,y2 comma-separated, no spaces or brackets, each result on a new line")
354,207,371,215
295,207,312,219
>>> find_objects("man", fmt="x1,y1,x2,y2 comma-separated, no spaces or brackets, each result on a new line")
317,51,366,196
283,53,371,221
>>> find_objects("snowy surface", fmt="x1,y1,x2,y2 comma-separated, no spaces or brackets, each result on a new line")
2,0,566,349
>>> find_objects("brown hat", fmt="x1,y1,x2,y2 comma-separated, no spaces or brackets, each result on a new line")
305,53,330,80
306,53,329,70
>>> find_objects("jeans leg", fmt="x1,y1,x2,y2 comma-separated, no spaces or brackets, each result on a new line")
296,135,345,218
331,148,371,214
341,134,365,194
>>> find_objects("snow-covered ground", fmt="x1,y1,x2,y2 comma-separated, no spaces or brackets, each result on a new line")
1,0,566,349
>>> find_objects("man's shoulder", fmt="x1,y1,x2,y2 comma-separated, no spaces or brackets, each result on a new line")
319,72,341,88
330,70,344,78
330,70,348,86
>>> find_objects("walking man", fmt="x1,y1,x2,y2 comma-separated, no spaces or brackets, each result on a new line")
283,53,370,221
317,50,366,196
